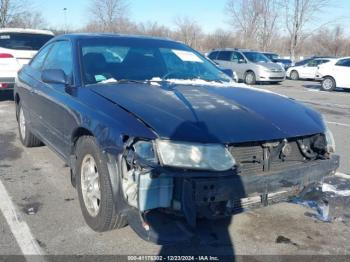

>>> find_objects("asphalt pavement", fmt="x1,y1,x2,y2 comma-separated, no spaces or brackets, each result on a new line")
0,80,350,260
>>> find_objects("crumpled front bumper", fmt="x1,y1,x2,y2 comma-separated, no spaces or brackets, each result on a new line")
127,155,340,245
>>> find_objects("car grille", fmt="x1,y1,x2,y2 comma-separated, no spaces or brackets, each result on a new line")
229,140,308,176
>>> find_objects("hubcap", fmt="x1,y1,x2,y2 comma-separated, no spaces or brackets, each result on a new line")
81,154,101,217
19,107,26,140
323,79,333,90
291,72,298,80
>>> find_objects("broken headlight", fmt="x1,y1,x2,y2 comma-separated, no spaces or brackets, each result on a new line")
155,140,236,171
133,141,157,163
322,118,336,153
325,127,336,153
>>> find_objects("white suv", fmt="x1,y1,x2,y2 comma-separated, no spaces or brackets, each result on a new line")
0,28,54,90
316,57,350,91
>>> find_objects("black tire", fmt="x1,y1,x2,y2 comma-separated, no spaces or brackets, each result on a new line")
321,77,336,92
290,70,299,80
75,136,127,232
244,71,256,85
17,102,42,147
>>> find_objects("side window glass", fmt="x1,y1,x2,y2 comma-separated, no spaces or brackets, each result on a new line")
307,60,317,67
232,52,244,63
217,51,232,61
43,41,73,78
336,59,350,67
30,44,53,70
208,51,218,60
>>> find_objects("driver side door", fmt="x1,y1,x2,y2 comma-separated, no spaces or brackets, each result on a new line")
31,40,74,158
301,60,318,79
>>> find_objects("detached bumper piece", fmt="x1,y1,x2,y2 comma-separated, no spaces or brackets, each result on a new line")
127,155,339,245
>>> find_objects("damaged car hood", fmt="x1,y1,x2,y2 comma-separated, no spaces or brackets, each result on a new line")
90,83,325,143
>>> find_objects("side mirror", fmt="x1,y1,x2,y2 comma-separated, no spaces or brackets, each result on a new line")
220,68,234,79
41,69,68,85
238,59,246,64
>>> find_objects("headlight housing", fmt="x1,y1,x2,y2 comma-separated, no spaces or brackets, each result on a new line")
155,140,236,171
322,119,336,153
325,127,336,153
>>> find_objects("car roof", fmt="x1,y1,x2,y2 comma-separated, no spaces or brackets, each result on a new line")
263,52,278,55
209,48,258,53
0,28,54,36
314,58,337,61
336,56,350,60
54,33,173,42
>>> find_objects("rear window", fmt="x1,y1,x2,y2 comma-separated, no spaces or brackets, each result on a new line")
0,33,53,51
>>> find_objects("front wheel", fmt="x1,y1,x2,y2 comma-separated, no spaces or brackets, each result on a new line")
75,136,127,232
244,71,256,85
321,77,336,91
290,70,299,80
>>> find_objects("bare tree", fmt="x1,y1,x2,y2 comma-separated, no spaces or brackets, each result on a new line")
137,21,172,38
0,0,27,27
88,0,129,32
282,0,331,59
225,0,262,49
202,29,238,50
173,16,203,49
9,11,45,29
257,0,280,51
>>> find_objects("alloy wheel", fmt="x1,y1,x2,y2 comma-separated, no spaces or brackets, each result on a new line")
81,154,101,217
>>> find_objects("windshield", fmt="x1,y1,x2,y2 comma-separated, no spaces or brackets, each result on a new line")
80,37,231,85
243,52,270,63
0,33,53,51
264,53,279,60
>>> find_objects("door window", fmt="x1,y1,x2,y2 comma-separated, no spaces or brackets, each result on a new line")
30,44,53,70
208,51,219,60
216,51,232,61
336,59,350,67
232,52,245,63
43,41,73,79
307,60,318,67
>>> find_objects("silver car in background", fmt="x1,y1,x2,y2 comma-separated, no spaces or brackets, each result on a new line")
207,49,286,85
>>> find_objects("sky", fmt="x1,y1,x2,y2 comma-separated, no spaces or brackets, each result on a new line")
32,0,350,34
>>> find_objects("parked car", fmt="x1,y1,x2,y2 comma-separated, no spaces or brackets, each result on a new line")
15,34,339,244
294,56,336,67
0,28,54,91
206,57,239,82
262,52,293,70
208,49,285,85
286,58,336,80
316,57,350,91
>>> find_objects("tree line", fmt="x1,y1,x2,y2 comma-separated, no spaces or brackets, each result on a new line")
1,0,349,59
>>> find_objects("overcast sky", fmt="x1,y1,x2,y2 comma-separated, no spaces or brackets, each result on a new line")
32,0,350,34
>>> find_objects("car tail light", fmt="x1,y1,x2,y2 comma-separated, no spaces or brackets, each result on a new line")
0,83,8,88
0,53,14,58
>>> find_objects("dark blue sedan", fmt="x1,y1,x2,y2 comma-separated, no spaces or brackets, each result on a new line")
14,34,339,244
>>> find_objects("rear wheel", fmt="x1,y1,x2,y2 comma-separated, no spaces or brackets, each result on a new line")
321,77,336,91
17,102,42,147
75,136,127,232
244,71,256,85
290,70,299,80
